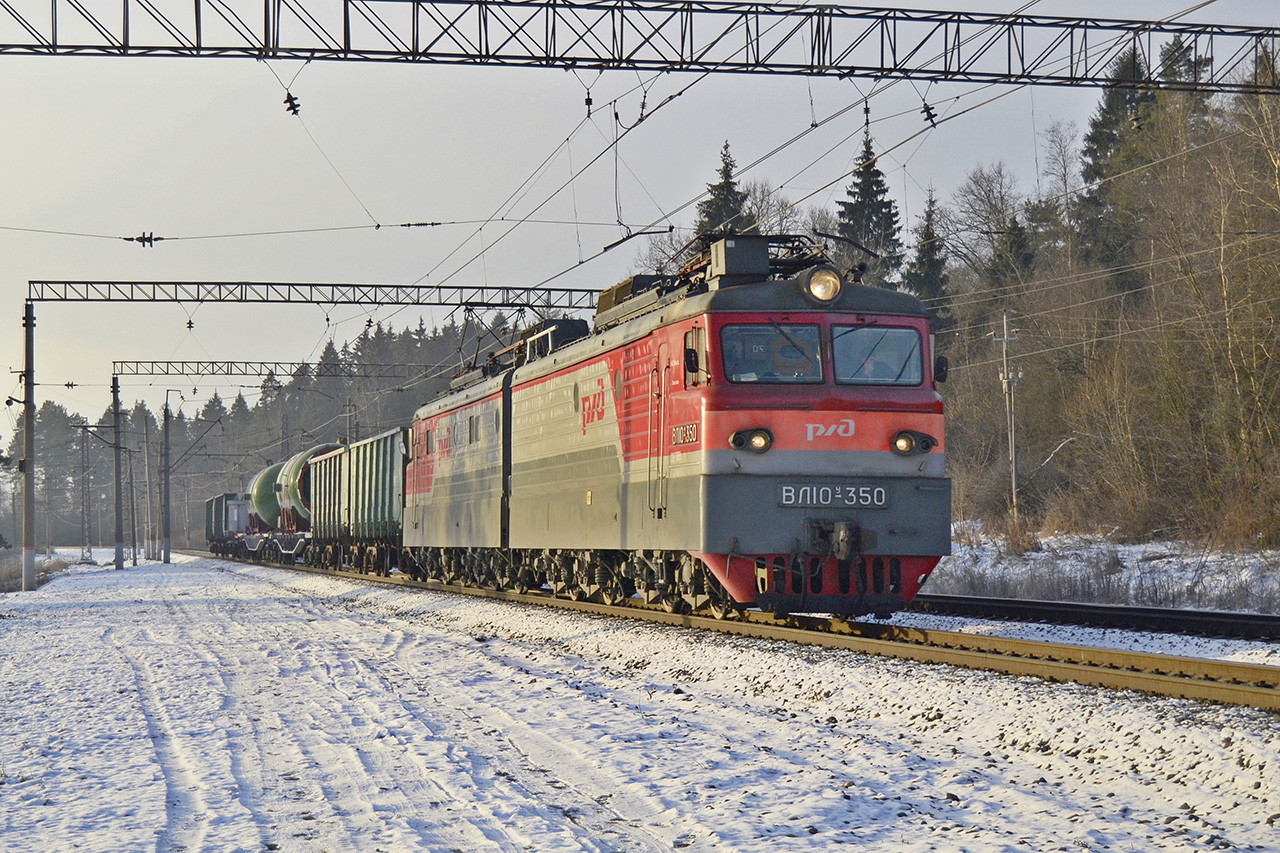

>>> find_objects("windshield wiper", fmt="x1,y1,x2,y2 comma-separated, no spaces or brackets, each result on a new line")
769,320,816,365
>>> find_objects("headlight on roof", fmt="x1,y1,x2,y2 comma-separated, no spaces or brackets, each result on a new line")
803,267,843,303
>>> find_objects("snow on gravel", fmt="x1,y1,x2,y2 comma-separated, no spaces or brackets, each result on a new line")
886,610,1280,668
1,554,1278,852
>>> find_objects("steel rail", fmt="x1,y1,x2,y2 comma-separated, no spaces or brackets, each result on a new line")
911,593,1280,641
195,553,1280,712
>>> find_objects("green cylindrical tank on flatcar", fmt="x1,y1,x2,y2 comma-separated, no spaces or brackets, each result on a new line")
276,443,342,526
248,462,285,529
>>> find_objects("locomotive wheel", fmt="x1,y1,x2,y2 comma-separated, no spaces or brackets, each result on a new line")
442,552,461,585
566,556,590,601
401,549,420,581
660,594,688,615
596,563,631,607
501,555,527,594
706,581,740,621
421,550,440,582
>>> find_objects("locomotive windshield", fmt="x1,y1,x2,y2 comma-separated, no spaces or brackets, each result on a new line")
721,324,822,383
833,326,923,385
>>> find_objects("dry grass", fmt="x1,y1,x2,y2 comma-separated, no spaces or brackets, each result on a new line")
0,553,68,593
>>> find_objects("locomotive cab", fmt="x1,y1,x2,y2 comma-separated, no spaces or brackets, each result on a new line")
657,241,951,617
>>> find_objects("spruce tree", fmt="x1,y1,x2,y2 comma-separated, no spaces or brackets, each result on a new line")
694,141,751,235
901,189,952,332
836,130,903,287
1077,47,1156,291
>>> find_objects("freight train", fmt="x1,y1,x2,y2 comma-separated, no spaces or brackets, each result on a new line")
206,234,951,618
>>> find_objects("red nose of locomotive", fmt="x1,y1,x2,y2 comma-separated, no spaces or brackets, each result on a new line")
692,276,949,617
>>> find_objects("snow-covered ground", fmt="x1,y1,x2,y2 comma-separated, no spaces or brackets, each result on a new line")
2,554,1279,852
930,526,1280,615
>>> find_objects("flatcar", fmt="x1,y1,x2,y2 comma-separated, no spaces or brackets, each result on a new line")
210,234,950,619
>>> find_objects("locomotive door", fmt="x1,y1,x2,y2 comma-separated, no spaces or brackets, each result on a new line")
648,343,668,518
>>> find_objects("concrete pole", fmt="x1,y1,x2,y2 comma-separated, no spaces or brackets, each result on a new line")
998,311,1021,522
127,449,138,566
22,301,36,591
113,376,124,570
142,418,154,559
163,399,171,564
80,429,92,563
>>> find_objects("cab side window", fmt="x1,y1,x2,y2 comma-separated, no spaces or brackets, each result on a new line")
683,327,707,387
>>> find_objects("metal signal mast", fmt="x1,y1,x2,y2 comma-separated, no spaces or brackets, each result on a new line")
1,1,1279,94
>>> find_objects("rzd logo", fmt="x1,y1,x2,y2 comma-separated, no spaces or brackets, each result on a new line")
581,378,607,435
805,419,856,441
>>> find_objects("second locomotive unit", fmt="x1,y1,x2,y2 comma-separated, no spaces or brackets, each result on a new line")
209,234,951,619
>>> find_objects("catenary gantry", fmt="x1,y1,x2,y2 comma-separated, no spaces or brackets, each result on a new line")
1,0,1278,94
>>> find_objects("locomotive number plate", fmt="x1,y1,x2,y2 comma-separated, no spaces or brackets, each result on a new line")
777,484,888,509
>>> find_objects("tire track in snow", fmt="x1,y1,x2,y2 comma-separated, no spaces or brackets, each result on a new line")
185,599,456,849
305,622,636,851
102,625,211,853
373,631,673,852
223,563,674,849
196,600,507,850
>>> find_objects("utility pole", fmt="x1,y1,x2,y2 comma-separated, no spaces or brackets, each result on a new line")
163,395,171,564
22,301,36,591
79,427,91,563
142,419,154,559
996,311,1022,522
127,448,138,566
112,375,124,570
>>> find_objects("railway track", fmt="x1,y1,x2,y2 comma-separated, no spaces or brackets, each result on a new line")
185,552,1280,713
912,593,1280,640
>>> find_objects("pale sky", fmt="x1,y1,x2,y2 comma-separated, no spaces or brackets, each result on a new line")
2,0,1277,429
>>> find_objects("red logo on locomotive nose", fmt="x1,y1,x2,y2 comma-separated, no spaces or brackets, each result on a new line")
581,378,607,434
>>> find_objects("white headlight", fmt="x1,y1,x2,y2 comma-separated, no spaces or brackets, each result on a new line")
806,268,842,302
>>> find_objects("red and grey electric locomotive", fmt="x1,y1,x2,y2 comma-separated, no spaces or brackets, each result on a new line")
208,234,950,619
